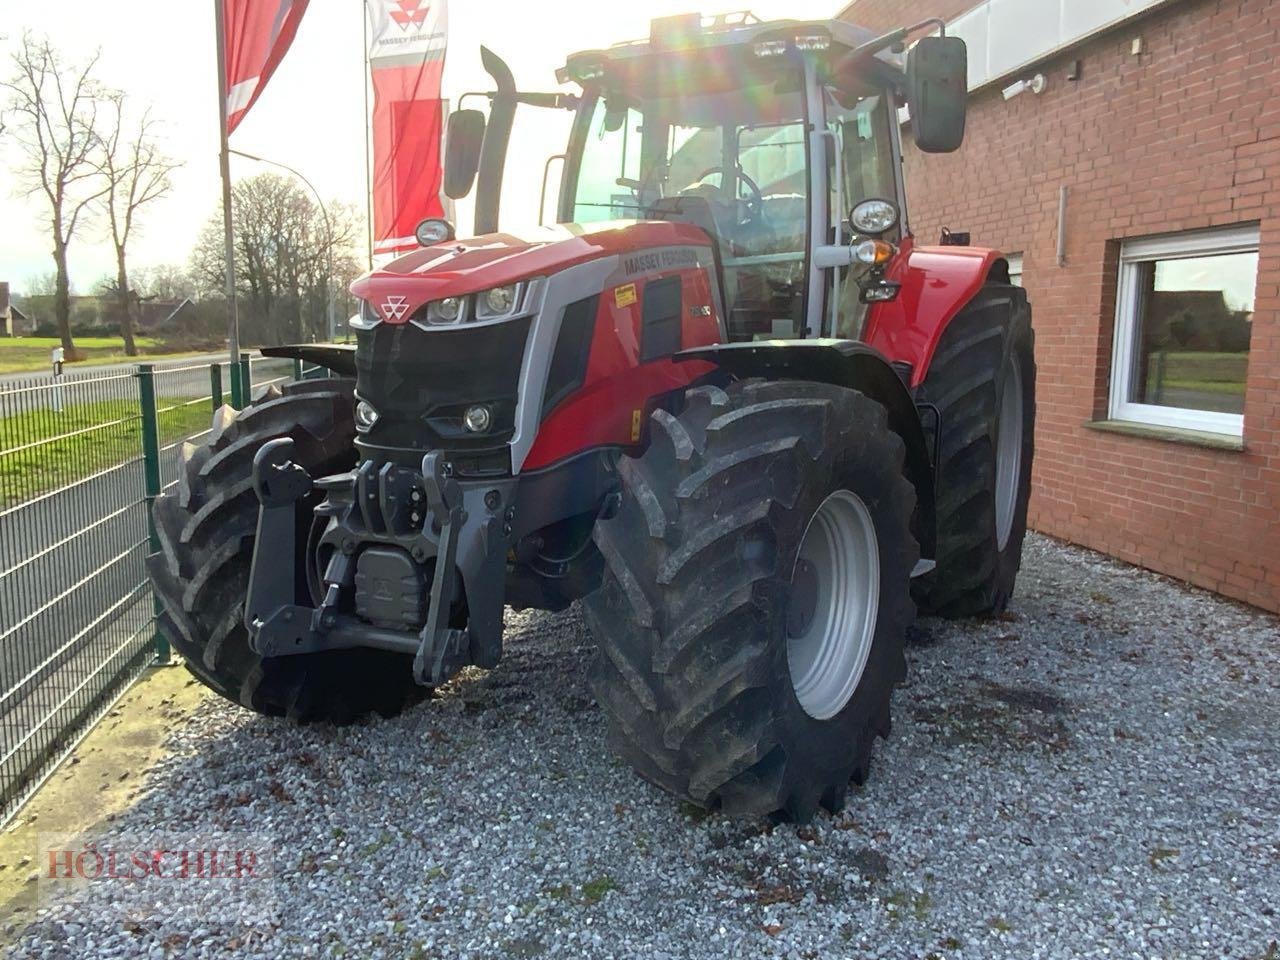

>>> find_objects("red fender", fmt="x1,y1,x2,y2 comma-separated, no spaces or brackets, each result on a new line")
862,237,1007,388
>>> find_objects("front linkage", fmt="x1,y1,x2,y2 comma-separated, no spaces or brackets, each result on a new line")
244,441,515,686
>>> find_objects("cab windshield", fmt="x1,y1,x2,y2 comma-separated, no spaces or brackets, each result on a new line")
567,78,810,339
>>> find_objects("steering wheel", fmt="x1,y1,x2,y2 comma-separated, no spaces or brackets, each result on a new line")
694,165,765,225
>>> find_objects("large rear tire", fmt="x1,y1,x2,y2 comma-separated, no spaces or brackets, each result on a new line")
147,381,427,723
584,380,918,821
913,285,1036,617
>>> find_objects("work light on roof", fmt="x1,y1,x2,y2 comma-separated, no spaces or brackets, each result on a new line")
753,40,788,58
793,34,830,51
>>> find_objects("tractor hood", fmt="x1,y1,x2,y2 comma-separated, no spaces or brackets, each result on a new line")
350,220,711,325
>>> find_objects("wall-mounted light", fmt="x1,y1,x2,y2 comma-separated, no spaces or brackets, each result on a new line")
1001,73,1048,100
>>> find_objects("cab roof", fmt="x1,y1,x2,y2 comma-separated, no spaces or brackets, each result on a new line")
558,13,903,93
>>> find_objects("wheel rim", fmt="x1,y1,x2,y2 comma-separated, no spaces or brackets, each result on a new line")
785,490,880,721
995,356,1024,551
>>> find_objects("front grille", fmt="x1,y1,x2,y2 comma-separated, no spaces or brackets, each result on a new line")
354,318,531,468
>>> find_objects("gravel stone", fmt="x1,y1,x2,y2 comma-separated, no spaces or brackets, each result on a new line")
7,534,1278,959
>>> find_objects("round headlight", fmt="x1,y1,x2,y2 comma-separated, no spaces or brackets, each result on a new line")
463,404,492,433
849,198,899,236
354,399,379,431
436,297,462,322
415,218,455,246
484,285,516,315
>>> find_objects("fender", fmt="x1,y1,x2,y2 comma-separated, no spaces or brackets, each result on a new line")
260,343,357,377
676,339,936,561
862,240,1009,388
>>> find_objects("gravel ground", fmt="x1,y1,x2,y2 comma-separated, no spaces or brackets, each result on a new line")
7,533,1279,959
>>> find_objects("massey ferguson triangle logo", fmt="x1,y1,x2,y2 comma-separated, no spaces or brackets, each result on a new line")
381,295,410,321
387,0,429,31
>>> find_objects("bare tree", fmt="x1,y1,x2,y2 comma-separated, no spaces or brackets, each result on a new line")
191,173,358,345
94,93,180,355
3,34,108,359
133,263,197,302
23,270,63,298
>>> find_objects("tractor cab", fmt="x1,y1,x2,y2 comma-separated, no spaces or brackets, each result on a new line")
446,13,967,343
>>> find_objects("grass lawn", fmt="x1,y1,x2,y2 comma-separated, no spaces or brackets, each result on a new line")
0,337,216,374
0,393,216,509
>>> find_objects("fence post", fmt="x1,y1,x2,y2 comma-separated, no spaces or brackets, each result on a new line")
209,362,223,412
228,355,244,410
238,352,252,407
293,357,304,382
137,364,171,665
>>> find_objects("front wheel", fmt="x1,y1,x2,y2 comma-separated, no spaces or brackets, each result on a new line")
584,380,918,821
913,286,1036,617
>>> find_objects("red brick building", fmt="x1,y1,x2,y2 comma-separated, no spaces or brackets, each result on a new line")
841,0,1280,612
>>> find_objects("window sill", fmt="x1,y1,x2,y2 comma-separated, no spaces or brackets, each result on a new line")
1083,419,1246,452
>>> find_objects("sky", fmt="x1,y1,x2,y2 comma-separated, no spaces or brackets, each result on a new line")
0,0,844,296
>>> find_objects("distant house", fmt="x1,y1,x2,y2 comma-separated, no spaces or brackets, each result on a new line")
136,298,194,332
0,282,36,337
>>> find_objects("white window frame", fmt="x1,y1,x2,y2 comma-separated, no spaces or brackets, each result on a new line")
1005,252,1023,287
1109,224,1257,436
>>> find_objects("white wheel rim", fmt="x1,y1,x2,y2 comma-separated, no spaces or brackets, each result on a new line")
785,490,880,721
995,356,1024,551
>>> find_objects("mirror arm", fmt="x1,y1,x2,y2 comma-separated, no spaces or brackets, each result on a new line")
516,92,580,110
460,90,579,110
839,17,948,72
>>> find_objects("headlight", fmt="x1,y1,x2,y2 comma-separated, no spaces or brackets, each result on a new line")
354,399,379,432
349,299,381,330
475,284,520,321
849,198,900,236
433,297,463,323
463,404,492,433
408,279,538,330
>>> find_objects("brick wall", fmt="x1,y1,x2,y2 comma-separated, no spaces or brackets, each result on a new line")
843,0,1280,611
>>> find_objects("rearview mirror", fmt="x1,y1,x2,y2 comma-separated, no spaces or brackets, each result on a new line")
443,109,486,199
906,35,967,153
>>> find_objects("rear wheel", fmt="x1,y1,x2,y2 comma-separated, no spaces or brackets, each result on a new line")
147,381,427,723
584,380,918,821
913,285,1036,617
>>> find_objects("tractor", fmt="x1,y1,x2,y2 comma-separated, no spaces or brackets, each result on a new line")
149,13,1035,821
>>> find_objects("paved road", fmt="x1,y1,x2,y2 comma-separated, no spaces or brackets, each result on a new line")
0,352,232,388
0,352,298,416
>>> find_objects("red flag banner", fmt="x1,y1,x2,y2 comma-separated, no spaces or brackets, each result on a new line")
223,0,311,135
367,0,448,261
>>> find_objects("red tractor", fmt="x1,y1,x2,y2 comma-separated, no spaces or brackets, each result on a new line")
149,13,1035,821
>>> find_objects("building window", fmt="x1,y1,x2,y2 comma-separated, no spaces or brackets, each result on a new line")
1109,224,1257,435
1005,253,1023,287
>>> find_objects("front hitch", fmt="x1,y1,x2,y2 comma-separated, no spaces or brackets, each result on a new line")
243,440,514,687
413,451,469,685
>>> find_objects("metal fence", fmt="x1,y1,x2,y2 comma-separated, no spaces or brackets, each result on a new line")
0,351,319,823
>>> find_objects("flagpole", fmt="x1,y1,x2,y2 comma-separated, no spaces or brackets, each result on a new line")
362,0,374,270
214,0,242,406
